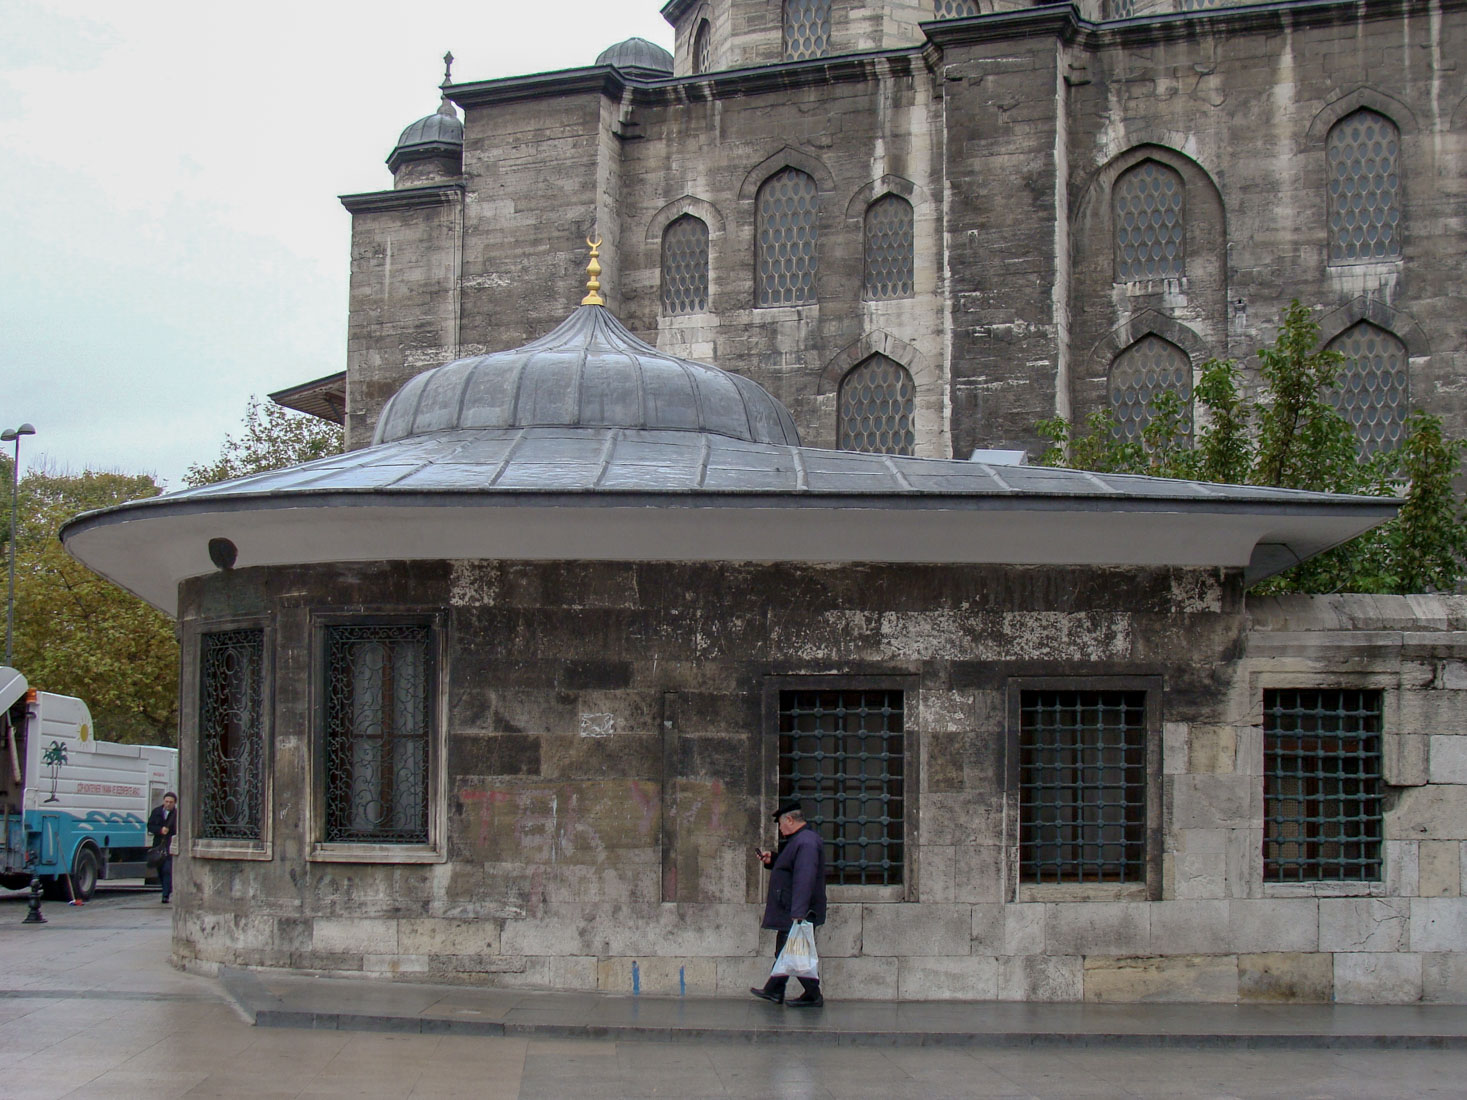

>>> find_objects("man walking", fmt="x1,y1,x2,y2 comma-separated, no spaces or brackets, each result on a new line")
147,791,177,904
750,799,827,1007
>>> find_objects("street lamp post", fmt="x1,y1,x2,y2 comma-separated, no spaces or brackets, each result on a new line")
3,423,35,667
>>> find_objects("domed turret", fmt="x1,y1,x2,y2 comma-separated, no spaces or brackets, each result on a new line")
388,54,464,187
594,37,673,76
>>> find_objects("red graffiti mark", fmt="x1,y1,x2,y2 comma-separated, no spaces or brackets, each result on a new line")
629,780,658,837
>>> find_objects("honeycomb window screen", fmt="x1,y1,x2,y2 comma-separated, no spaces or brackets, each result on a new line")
1114,160,1185,280
783,0,831,60
693,20,711,74
1327,109,1401,264
934,0,980,17
1106,0,1136,19
1109,335,1192,444
1263,688,1383,883
1325,322,1408,456
660,214,709,315
1019,690,1148,885
1178,0,1224,9
838,354,916,456
755,168,818,307
862,195,914,301
778,689,904,886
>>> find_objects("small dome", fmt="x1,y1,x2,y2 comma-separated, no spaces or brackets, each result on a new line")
374,304,801,447
594,37,673,74
387,99,463,171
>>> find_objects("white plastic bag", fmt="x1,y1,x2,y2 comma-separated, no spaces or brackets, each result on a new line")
771,919,819,980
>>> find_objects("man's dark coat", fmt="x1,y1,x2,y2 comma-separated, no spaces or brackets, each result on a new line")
147,804,176,849
760,824,827,931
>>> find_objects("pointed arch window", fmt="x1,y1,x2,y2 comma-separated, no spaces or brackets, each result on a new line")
1114,160,1185,281
934,0,980,16
1326,109,1401,264
863,194,914,300
838,354,915,456
692,20,712,75
756,168,818,307
784,0,831,60
661,214,709,314
1325,322,1408,456
1108,335,1192,444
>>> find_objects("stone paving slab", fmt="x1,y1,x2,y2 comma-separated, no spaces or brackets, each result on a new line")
218,966,1467,1049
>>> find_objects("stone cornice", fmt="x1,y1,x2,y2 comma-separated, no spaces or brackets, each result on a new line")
447,67,630,110
660,0,697,26
338,184,463,214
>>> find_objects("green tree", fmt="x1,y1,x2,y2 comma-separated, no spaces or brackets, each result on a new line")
184,396,344,487
1037,301,1466,594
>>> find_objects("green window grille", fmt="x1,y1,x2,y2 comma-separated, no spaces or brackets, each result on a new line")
838,354,916,456
784,0,831,60
1114,160,1185,281
1020,690,1147,884
1325,322,1408,457
660,214,709,315
778,690,904,886
1327,109,1401,264
755,168,818,307
1109,334,1192,444
199,629,265,841
1264,689,1383,882
324,624,432,844
862,194,914,301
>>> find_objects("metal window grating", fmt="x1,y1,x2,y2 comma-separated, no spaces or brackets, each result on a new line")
324,624,431,844
1264,689,1383,882
1114,160,1185,281
756,168,818,307
1020,690,1147,884
693,20,711,74
1109,334,1192,444
838,354,916,456
783,0,831,60
1106,0,1136,15
661,214,709,314
863,194,914,300
778,690,904,886
1327,109,1401,264
1325,322,1408,457
199,629,265,841
934,0,979,18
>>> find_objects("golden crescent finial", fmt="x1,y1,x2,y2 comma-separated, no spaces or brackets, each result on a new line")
582,236,606,306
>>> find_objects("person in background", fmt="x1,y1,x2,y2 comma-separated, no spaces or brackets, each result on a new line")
147,791,177,904
750,799,827,1007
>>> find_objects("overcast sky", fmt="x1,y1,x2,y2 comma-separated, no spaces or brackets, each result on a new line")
0,1,674,488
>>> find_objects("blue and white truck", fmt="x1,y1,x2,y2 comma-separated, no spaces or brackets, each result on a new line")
1,666,178,901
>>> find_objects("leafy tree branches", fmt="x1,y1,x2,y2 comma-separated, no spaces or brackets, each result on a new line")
184,396,343,488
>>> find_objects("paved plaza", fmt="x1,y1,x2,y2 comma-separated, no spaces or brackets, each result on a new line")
4,887,1467,1098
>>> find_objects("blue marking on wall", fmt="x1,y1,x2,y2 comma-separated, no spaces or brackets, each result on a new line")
632,960,640,995
679,965,686,997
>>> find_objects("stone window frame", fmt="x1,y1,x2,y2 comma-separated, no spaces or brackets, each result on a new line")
306,609,449,865
1005,676,1163,903
760,674,921,904
186,615,274,862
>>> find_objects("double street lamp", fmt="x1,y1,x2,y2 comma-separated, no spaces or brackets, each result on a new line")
3,423,35,666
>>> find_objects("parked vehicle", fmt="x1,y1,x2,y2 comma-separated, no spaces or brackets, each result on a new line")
1,667,178,901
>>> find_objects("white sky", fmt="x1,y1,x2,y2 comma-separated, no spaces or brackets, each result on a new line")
0,1,673,488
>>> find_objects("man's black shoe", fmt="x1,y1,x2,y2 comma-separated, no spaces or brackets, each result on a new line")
749,986,784,1004
785,993,824,1008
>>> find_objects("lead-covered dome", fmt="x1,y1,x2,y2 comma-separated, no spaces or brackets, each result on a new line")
373,304,801,447
387,99,463,174
594,37,673,74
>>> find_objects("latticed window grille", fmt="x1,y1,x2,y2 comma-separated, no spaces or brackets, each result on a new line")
838,354,916,456
778,690,904,886
1264,689,1383,882
1327,109,1401,264
324,624,432,844
756,168,818,306
1109,335,1192,444
863,195,914,300
1325,322,1408,456
784,0,831,60
1114,160,1185,280
1177,0,1225,9
660,214,709,314
1106,0,1136,19
1020,691,1148,884
693,20,712,74
199,629,265,841
934,0,980,17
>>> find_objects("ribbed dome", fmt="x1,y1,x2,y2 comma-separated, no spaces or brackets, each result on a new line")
388,100,463,169
594,37,673,73
373,305,802,447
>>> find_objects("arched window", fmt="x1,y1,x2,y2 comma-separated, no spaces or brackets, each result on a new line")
934,0,979,16
1108,335,1192,443
692,20,712,75
784,0,831,60
1113,160,1185,281
838,354,915,455
1325,322,1408,455
756,168,818,306
863,195,914,300
661,214,709,314
1326,109,1401,264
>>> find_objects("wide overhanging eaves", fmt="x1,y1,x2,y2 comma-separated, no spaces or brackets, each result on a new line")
61,427,1398,616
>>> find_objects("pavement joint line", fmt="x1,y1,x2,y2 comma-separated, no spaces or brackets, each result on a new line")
0,988,218,1002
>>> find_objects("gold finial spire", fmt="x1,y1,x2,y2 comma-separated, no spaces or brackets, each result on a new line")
581,236,606,306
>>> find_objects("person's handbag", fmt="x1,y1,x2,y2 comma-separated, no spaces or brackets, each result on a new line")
146,845,166,869
770,919,819,980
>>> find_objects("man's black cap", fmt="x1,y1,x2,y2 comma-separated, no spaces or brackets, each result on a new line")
772,799,804,821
